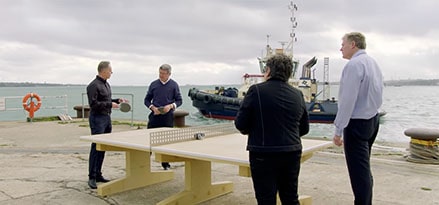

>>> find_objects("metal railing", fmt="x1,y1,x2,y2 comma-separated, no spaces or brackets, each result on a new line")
0,95,68,118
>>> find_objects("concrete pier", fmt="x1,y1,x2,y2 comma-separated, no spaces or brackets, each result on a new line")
0,120,438,205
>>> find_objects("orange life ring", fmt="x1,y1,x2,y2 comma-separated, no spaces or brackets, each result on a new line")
22,93,42,118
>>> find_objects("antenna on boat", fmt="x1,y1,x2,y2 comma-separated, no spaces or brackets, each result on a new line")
286,1,298,56
258,1,299,75
265,34,272,57
322,57,331,100
279,41,288,50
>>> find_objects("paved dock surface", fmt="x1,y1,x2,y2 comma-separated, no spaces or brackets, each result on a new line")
0,120,438,205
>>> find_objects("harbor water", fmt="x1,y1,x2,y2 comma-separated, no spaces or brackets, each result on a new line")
1,85,438,143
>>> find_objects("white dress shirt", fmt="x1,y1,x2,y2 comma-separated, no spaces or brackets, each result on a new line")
334,50,384,136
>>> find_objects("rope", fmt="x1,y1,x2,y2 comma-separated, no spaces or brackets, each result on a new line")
411,138,439,146
407,139,439,164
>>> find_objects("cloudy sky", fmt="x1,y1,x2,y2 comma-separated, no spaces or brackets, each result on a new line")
1,0,438,86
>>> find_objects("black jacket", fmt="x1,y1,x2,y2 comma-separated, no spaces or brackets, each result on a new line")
87,75,118,115
234,79,309,152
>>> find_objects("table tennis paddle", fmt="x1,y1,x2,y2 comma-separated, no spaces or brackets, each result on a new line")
120,102,131,112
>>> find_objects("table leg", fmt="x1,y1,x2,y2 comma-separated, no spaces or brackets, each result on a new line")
157,159,234,205
96,145,174,196
301,153,313,163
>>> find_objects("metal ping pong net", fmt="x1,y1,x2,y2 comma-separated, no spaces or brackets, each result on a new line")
150,123,239,146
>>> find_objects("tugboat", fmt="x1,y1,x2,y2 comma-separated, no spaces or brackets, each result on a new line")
187,1,384,123
187,57,339,123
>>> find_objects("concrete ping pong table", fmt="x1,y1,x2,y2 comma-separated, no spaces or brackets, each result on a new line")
80,123,332,205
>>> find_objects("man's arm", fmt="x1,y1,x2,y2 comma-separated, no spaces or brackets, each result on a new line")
144,83,154,109
333,62,363,138
234,86,255,135
173,82,183,108
299,105,310,137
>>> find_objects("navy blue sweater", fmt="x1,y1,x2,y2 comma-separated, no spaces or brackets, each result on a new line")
144,79,182,110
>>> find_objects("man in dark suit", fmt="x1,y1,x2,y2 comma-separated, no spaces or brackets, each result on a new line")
235,54,309,205
86,61,126,189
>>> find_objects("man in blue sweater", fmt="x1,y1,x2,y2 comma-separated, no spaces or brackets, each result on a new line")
144,63,183,170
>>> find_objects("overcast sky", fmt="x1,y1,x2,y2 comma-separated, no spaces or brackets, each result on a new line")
1,0,438,86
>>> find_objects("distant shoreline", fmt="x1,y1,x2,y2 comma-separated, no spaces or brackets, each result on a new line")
1,78,438,87
0,82,85,87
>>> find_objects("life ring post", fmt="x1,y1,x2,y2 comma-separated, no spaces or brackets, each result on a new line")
22,92,42,121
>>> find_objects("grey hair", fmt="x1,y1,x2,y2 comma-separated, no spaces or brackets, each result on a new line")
97,61,111,73
344,32,366,49
159,64,172,73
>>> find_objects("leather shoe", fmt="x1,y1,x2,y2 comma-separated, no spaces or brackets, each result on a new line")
88,179,97,189
96,176,110,183
162,162,171,170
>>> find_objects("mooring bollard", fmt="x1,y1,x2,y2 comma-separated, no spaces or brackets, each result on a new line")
73,105,90,118
404,128,439,164
173,109,189,127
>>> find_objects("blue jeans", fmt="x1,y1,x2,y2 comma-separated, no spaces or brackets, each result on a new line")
88,114,112,179
344,114,379,205
249,150,302,205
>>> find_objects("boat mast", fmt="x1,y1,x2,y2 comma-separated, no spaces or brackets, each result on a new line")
323,57,331,100
265,34,272,57
258,1,299,76
285,1,298,57
286,1,299,78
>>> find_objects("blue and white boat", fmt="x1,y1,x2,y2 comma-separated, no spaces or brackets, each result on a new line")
188,1,385,123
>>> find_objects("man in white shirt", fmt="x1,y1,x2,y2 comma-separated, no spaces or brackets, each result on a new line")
333,32,384,205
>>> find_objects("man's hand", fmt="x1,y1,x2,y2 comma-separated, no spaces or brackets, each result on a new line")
151,104,174,115
151,106,161,115
119,98,129,103
333,135,343,147
112,102,119,109
162,104,173,113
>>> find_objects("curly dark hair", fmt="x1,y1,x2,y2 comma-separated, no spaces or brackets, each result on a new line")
265,54,293,82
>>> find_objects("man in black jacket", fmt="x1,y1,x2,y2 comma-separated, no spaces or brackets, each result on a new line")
86,61,125,189
235,54,309,205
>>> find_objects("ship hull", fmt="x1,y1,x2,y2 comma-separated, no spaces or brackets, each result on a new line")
189,88,341,123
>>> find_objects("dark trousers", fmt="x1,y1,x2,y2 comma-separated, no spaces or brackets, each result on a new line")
147,111,174,168
88,114,112,179
344,114,379,205
147,111,174,128
249,150,302,205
